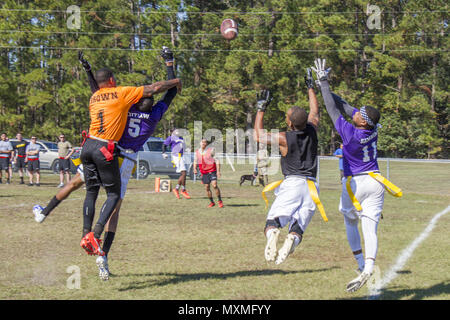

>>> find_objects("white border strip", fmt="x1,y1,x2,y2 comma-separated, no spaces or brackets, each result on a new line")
369,205,450,299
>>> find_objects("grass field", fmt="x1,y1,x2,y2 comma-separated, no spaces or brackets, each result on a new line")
0,159,449,300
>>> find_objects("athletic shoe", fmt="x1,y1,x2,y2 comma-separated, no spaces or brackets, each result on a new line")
264,228,280,262
81,232,104,256
6,180,10,184
218,200,224,208
20,180,24,185
28,183,33,186
35,183,40,187
208,202,215,208
346,271,372,293
32,205,46,223
57,183,64,188
180,190,191,199
275,234,296,265
96,255,110,281
80,236,95,256
173,188,180,199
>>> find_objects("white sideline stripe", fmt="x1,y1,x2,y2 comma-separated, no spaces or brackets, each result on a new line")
368,205,450,299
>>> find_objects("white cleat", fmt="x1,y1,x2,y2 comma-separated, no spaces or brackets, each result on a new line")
346,271,372,293
96,255,110,281
275,234,296,265
264,228,280,262
33,205,46,223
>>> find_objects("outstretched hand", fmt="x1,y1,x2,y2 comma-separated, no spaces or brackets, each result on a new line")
311,58,331,81
256,89,273,112
304,68,314,89
78,51,91,71
161,46,174,64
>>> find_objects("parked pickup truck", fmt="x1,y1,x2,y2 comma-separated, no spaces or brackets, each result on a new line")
135,137,195,180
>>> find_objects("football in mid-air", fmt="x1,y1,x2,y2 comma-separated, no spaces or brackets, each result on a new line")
220,19,238,40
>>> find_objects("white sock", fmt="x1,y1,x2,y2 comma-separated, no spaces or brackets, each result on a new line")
364,258,375,274
266,227,277,239
361,216,378,274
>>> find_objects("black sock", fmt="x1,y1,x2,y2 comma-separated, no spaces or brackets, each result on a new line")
102,231,115,256
42,196,61,216
209,197,214,203
217,195,222,202
93,223,104,239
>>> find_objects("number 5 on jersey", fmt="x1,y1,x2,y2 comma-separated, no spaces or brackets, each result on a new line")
128,119,141,137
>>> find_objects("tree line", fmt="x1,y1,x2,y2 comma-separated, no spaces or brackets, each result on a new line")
0,0,448,158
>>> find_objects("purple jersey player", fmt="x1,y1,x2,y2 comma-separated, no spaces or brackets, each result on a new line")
312,58,384,293
119,101,169,152
162,129,190,199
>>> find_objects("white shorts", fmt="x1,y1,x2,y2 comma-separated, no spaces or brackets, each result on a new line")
340,175,385,222
267,176,318,233
172,154,186,173
76,152,136,199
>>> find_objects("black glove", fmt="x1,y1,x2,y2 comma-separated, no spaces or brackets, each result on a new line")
256,90,273,112
161,46,174,63
78,51,91,71
304,68,314,89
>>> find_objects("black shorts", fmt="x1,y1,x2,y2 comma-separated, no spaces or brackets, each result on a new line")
201,171,217,185
59,158,71,172
16,157,26,169
28,160,40,171
0,157,9,170
80,138,121,191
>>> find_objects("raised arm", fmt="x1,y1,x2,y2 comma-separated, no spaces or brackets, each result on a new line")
304,68,319,128
311,58,342,126
142,78,181,98
253,90,288,156
78,51,99,94
160,46,178,106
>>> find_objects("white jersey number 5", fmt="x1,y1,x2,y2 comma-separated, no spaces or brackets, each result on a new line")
128,118,141,138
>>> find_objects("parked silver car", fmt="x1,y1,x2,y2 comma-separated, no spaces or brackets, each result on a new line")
135,137,195,180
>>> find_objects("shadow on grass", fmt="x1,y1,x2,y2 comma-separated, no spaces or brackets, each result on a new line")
374,281,450,300
339,280,450,300
118,267,338,292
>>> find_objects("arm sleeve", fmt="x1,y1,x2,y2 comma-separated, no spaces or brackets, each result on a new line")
86,69,99,93
331,93,356,118
163,136,171,146
161,65,177,106
319,80,345,126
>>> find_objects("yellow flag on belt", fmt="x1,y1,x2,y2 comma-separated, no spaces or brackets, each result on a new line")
261,179,328,222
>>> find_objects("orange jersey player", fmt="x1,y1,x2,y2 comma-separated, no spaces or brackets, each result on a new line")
80,67,181,256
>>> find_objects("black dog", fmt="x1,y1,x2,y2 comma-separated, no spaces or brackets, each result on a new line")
239,174,257,186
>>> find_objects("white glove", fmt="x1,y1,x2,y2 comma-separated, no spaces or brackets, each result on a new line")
311,58,331,81
162,153,168,159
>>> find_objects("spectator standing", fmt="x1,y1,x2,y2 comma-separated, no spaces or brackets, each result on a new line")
0,133,13,184
26,136,41,186
13,133,28,184
57,134,75,187
333,143,344,182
